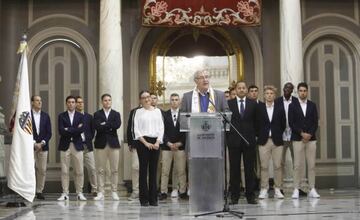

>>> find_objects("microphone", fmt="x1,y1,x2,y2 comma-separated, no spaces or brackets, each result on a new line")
206,92,218,112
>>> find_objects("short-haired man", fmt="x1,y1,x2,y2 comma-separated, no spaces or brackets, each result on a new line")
150,93,159,108
257,86,286,199
248,85,261,103
275,82,307,196
93,94,122,201
31,95,52,200
159,93,187,200
289,82,320,199
57,95,86,201
76,96,97,196
227,81,259,204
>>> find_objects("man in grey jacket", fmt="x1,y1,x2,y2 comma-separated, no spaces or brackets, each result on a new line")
180,69,228,113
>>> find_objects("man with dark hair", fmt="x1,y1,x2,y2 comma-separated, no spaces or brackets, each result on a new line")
275,82,307,196
150,93,159,108
31,95,52,200
248,85,261,103
159,93,187,200
93,94,121,201
289,82,320,199
227,81,259,205
76,96,97,196
57,95,86,201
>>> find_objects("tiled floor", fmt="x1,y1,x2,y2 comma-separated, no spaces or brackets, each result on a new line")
1,189,360,219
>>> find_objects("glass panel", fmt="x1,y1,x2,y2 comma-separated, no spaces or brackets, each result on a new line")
40,52,49,85
339,49,349,81
39,91,49,114
324,44,333,54
55,63,64,163
341,126,351,159
325,61,336,159
340,87,350,119
310,49,319,81
54,47,64,57
71,52,80,84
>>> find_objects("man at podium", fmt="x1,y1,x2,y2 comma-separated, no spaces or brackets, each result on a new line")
181,69,228,113
180,69,229,213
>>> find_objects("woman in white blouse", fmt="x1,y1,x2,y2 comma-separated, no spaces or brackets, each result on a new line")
133,90,164,206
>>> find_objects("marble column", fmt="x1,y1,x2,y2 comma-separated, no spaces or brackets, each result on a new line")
280,0,304,188
99,0,124,188
280,0,304,88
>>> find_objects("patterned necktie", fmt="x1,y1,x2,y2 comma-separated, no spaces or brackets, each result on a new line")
240,99,245,117
173,114,177,126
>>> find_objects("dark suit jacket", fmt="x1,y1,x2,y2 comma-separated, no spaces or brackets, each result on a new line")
82,112,95,151
126,106,141,149
31,111,52,151
274,96,299,115
180,89,229,112
288,100,318,141
227,97,259,147
257,102,286,146
162,109,186,151
58,111,84,151
94,109,121,149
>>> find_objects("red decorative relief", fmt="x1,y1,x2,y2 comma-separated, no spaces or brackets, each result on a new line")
142,0,261,27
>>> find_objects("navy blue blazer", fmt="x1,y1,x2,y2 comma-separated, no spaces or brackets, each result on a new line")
288,100,318,141
58,111,85,151
31,111,52,151
161,109,186,151
257,102,286,146
94,109,121,149
82,112,95,151
227,98,260,147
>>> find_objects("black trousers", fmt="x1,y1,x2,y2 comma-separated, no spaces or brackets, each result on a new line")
137,137,160,204
228,140,256,200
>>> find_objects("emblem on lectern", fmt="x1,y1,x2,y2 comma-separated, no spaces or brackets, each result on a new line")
201,121,211,131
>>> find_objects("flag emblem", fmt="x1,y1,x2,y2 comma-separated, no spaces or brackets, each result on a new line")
18,111,32,135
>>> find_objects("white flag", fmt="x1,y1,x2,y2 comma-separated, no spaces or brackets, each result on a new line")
7,46,36,202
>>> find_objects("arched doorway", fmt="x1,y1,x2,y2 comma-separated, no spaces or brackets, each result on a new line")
148,27,245,105
28,28,97,176
304,35,358,187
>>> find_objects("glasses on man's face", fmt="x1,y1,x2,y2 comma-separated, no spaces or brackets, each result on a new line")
196,75,210,80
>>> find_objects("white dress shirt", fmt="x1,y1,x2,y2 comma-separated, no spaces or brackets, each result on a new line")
103,108,111,119
266,102,274,137
282,96,293,141
68,110,75,125
32,110,41,135
300,99,307,117
236,96,246,113
171,108,179,126
134,107,164,143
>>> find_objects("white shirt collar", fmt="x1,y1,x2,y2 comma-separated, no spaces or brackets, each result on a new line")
32,109,41,114
299,99,308,104
283,96,293,102
236,96,246,102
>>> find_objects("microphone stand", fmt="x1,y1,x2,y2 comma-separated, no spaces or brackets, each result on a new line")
194,95,247,219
